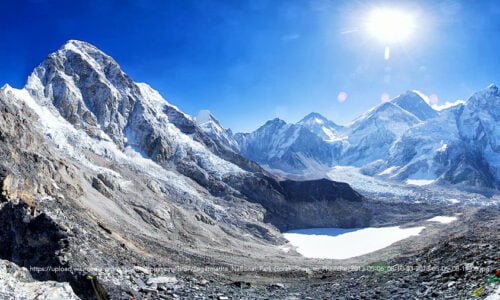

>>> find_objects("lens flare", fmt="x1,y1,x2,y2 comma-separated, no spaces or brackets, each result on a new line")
337,91,348,103
381,93,391,103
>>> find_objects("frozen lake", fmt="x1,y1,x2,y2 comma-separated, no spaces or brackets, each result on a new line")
284,226,425,259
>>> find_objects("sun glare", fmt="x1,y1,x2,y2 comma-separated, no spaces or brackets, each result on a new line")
366,8,416,44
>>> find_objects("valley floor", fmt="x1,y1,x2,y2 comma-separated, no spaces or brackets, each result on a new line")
84,206,500,299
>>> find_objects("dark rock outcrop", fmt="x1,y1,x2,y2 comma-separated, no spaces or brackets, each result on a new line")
228,175,371,231
0,202,99,299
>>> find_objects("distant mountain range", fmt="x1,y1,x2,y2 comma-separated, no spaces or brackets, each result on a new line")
197,89,499,189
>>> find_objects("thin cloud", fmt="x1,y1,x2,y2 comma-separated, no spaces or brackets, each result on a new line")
281,34,300,41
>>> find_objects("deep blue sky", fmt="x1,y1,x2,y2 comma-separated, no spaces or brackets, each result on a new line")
1,0,500,132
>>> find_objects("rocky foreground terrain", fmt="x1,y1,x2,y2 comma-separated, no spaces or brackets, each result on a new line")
0,40,498,299
3,205,496,299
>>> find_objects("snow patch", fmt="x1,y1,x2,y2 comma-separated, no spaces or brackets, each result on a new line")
426,216,458,224
378,166,398,176
485,285,500,300
405,179,434,186
437,143,448,152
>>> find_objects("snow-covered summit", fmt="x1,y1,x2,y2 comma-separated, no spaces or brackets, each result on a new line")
195,110,239,151
348,101,420,137
370,84,500,188
23,40,246,181
339,102,420,166
391,90,439,121
298,112,344,141
298,112,341,128
468,83,500,104
234,117,339,173
487,83,498,91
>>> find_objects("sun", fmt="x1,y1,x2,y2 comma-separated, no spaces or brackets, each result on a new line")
365,8,416,44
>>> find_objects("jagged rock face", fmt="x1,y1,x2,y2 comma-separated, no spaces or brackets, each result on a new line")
0,202,69,278
0,202,99,298
26,40,137,144
435,88,499,187
226,175,370,231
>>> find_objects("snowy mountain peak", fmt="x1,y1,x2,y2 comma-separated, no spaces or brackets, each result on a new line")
467,84,500,108
263,118,287,128
1,83,12,91
298,112,343,141
235,117,338,173
487,83,500,96
363,101,421,126
21,40,255,183
403,90,423,97
195,109,239,151
56,39,122,74
24,40,149,147
299,112,328,124
391,90,438,121
62,39,101,51
370,101,405,115
340,101,422,165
